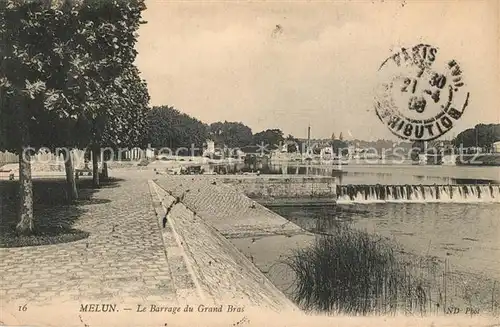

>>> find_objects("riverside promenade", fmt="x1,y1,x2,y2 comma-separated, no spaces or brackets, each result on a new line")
2,169,499,327
0,170,300,326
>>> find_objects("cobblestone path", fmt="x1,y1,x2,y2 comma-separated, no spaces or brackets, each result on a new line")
1,171,176,305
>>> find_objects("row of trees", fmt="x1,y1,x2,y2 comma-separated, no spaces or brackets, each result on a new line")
452,124,500,151
146,106,290,150
145,106,356,154
147,106,208,150
408,124,500,160
0,0,149,235
209,121,253,148
145,109,499,157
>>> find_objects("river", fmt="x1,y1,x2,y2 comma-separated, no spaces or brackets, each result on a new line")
221,162,500,313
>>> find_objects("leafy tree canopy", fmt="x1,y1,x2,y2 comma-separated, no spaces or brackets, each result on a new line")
253,129,284,149
452,124,500,149
284,134,303,153
147,106,208,150
208,121,253,148
0,0,148,153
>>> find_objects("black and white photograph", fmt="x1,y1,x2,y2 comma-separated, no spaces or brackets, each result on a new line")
1,0,499,326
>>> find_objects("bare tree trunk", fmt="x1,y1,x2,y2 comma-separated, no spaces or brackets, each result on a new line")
102,161,109,180
16,148,34,235
62,149,78,202
92,146,100,188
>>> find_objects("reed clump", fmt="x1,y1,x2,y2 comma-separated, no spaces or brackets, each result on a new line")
287,224,428,315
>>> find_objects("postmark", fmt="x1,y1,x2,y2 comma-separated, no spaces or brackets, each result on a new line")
374,44,470,141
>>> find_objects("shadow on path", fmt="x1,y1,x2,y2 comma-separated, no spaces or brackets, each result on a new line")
0,177,124,248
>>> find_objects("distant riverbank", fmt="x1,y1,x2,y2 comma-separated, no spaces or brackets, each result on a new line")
339,165,500,183
456,153,500,166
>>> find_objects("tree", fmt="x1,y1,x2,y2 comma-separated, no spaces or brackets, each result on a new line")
285,134,302,153
208,121,253,148
0,0,148,234
40,0,147,190
253,129,285,149
475,124,500,151
80,65,150,181
11,0,149,190
453,124,500,151
147,106,208,155
30,2,89,202
410,141,424,161
0,0,67,235
329,139,348,156
74,0,147,188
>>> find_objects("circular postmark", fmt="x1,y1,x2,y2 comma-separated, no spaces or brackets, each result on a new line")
374,44,470,141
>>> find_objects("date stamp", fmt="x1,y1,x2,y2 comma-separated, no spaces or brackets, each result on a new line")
374,44,470,141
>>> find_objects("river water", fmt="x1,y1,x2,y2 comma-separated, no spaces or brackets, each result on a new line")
215,162,500,280
213,161,500,313
271,203,500,280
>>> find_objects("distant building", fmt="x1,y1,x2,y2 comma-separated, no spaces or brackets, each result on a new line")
202,139,216,157
347,145,356,158
206,140,215,153
320,147,334,158
145,145,155,159
493,141,500,153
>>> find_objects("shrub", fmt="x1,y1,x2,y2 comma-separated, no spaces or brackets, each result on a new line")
137,158,150,166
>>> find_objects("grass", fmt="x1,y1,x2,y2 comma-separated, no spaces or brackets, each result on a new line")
286,223,429,315
0,177,121,248
0,228,89,248
278,205,500,317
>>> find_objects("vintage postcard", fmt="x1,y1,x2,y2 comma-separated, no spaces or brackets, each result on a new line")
0,0,499,326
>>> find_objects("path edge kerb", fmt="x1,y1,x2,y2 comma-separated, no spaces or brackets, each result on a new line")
148,179,205,304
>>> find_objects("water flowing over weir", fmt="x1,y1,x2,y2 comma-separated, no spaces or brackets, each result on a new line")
336,184,500,203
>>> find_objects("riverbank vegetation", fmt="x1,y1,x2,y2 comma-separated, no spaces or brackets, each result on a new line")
286,222,500,316
287,224,428,315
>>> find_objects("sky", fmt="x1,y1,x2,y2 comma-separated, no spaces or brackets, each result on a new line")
135,0,499,141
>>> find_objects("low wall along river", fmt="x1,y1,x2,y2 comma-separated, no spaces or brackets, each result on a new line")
219,175,337,199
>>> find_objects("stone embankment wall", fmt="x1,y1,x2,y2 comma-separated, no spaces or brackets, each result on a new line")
154,176,306,238
219,175,337,199
149,180,300,312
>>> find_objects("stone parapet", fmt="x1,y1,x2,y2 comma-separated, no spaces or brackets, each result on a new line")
149,180,300,312
219,175,337,199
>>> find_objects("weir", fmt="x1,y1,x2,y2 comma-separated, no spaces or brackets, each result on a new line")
336,184,500,203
